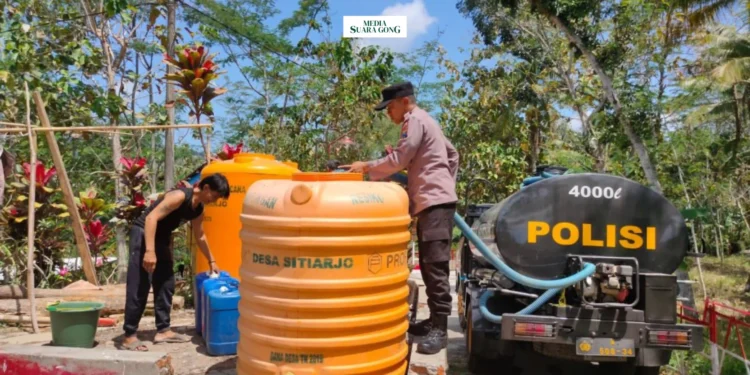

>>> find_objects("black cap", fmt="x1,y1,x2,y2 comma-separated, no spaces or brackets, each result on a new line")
374,82,414,111
326,160,341,171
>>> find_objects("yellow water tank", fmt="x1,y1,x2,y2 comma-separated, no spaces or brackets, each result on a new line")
192,153,299,279
238,172,411,375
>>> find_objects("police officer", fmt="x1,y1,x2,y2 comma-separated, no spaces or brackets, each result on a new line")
344,81,459,355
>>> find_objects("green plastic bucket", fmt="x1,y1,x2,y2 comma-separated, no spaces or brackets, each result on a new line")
46,301,105,348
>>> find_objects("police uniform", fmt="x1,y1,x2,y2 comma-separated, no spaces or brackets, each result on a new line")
366,81,459,355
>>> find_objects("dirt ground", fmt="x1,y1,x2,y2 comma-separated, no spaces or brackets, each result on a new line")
92,310,237,375
0,270,648,375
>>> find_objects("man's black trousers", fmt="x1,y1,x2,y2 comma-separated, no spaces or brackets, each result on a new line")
416,203,456,316
123,226,175,336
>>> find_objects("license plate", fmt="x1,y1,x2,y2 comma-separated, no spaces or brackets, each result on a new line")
576,338,635,357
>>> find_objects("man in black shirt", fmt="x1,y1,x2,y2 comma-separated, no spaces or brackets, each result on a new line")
119,174,230,351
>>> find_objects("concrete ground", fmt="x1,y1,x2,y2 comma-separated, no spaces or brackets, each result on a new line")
0,310,235,375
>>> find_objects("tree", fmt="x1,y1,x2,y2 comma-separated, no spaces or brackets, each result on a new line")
79,0,143,282
458,0,665,193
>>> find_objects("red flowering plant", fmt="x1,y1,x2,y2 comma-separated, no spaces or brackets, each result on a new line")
75,188,114,264
113,157,150,226
2,161,70,286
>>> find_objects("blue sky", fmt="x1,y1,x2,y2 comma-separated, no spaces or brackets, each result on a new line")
272,0,474,62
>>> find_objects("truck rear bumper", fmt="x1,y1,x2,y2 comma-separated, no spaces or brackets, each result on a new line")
499,313,704,353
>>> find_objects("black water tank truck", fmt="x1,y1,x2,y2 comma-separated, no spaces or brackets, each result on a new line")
454,167,705,375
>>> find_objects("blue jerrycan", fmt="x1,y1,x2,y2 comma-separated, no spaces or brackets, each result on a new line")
205,284,241,356
194,271,230,335
201,276,239,336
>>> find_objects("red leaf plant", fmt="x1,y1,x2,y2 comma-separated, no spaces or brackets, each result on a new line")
22,162,57,187
84,220,111,255
3,160,67,286
115,156,150,226
120,157,147,178
216,142,243,160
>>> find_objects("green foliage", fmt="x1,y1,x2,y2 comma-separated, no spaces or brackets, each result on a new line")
0,3,103,127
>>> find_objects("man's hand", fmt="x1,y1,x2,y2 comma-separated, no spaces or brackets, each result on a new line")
143,250,157,273
209,260,220,274
341,161,369,173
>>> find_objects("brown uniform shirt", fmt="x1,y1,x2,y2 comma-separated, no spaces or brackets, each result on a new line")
368,107,459,216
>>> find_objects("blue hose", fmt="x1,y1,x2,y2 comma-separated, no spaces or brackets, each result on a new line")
390,168,595,321
454,212,595,322
454,213,595,289
479,288,561,324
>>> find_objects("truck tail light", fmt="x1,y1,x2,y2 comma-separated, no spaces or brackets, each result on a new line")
514,323,555,338
648,330,691,346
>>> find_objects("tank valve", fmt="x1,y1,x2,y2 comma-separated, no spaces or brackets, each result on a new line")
291,184,313,205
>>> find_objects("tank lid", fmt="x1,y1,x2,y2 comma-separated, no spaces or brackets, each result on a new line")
234,153,275,163
292,172,363,181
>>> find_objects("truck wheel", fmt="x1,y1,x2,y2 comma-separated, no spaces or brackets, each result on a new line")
597,362,636,375
466,306,488,373
634,367,660,375
598,363,660,375
458,292,467,330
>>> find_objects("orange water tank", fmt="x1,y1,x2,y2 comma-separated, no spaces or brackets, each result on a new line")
238,172,411,375
192,153,299,279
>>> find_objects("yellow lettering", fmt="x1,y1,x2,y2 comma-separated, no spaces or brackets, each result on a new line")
646,227,656,250
620,226,643,249
606,225,616,248
552,222,579,245
582,224,603,247
528,221,550,244
526,222,658,251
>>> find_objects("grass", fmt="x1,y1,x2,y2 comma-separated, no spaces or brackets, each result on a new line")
666,255,750,375
688,255,750,311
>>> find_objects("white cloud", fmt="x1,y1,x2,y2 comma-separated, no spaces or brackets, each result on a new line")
356,0,437,53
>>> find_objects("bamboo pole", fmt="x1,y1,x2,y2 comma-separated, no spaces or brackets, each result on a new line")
24,83,40,334
0,121,36,127
33,93,99,286
0,124,213,133
2,121,129,136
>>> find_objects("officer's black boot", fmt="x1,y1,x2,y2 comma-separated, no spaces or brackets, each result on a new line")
416,314,448,354
407,315,433,336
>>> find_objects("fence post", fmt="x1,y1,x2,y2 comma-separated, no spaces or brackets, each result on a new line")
712,343,721,375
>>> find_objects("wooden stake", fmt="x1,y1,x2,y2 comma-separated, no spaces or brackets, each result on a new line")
24,83,40,334
0,124,212,133
33,93,98,286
